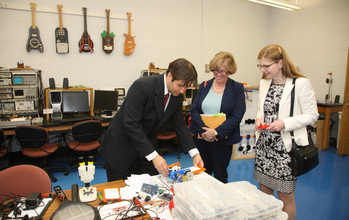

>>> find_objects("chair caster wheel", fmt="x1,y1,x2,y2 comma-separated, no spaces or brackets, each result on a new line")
177,156,181,159
60,168,65,172
52,177,57,182
64,171,69,176
103,165,106,169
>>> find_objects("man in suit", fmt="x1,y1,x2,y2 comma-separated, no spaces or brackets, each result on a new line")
99,58,204,181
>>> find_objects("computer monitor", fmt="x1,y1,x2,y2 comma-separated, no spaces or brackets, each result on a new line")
62,91,89,113
94,90,119,116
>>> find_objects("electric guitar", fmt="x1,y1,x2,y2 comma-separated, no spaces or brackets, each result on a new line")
123,12,136,55
26,2,44,52
101,9,115,54
55,4,69,53
79,7,94,53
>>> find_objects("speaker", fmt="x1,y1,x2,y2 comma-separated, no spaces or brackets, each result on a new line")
335,95,340,103
50,90,62,119
49,78,56,89
63,78,69,89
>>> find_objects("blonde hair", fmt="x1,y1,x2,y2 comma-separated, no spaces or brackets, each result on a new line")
257,44,305,79
209,51,237,75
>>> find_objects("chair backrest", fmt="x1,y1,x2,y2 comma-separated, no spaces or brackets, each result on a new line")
15,125,48,149
0,129,3,143
71,120,102,143
0,164,52,201
0,129,8,158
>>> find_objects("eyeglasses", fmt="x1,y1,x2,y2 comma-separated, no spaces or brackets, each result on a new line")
213,70,228,75
257,62,277,70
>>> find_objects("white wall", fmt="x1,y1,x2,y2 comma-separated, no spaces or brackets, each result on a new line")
269,0,349,103
0,0,348,102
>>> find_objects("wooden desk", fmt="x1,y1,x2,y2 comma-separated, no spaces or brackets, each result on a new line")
317,103,343,150
2,121,110,136
42,180,150,219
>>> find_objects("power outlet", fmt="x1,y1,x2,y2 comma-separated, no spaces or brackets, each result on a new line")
205,64,210,73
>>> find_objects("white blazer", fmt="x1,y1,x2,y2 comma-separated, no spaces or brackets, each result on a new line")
256,77,319,152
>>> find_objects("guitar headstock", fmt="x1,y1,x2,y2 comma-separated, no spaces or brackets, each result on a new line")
82,7,87,15
126,12,132,19
57,4,63,12
105,9,110,16
30,2,36,10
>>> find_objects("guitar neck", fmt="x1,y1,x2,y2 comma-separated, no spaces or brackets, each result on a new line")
84,13,88,32
128,17,132,36
58,5,63,30
107,14,110,35
30,3,37,29
127,12,132,36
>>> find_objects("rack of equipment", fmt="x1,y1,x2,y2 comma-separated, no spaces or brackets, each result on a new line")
0,69,42,116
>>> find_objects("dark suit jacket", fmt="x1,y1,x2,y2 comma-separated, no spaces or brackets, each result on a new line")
98,74,196,172
189,78,246,145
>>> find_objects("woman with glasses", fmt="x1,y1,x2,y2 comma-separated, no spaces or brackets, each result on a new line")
254,44,318,220
189,51,246,183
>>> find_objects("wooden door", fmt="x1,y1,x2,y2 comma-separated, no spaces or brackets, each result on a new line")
338,47,349,155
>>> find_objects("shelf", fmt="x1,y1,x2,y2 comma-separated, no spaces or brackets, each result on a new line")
0,3,128,20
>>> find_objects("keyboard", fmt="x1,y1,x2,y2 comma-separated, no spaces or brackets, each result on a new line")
59,116,92,123
0,119,31,129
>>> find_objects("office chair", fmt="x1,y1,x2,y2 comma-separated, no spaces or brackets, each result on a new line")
15,125,65,182
0,129,10,171
157,123,181,159
0,129,8,158
63,120,105,176
0,164,52,201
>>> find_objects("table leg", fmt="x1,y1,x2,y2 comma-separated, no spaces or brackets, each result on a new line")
322,109,331,150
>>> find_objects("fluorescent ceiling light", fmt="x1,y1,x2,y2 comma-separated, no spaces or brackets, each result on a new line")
247,0,301,11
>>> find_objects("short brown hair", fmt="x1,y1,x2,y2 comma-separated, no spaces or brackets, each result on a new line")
166,58,198,86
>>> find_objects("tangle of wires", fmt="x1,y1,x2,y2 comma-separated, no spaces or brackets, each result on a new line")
98,197,148,220
0,193,24,218
0,193,46,219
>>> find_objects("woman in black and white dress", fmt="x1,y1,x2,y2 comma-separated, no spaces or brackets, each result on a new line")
254,44,318,220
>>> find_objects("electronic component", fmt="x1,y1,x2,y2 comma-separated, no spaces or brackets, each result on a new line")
53,186,67,201
25,192,41,207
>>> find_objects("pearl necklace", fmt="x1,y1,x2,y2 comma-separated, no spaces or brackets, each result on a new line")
213,83,225,93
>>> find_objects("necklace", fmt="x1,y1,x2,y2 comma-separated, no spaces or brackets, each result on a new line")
213,83,225,93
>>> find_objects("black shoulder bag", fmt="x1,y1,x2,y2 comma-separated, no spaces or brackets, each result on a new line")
289,78,319,176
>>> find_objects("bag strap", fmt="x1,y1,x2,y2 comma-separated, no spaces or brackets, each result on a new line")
290,78,296,138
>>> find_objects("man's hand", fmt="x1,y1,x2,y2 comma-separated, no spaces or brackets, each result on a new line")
192,153,204,168
152,155,169,176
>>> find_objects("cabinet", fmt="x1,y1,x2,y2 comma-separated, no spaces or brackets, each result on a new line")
44,88,94,120
0,69,42,115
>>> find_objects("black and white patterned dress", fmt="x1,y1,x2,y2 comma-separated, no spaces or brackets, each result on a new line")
254,84,297,194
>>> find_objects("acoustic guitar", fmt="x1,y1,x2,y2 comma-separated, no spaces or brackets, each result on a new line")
26,2,44,52
79,7,94,53
123,12,136,55
55,4,69,53
101,9,115,54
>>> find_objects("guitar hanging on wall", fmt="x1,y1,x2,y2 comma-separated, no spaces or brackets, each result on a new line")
79,7,94,53
26,2,44,52
55,4,69,53
101,9,115,54
123,12,136,55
